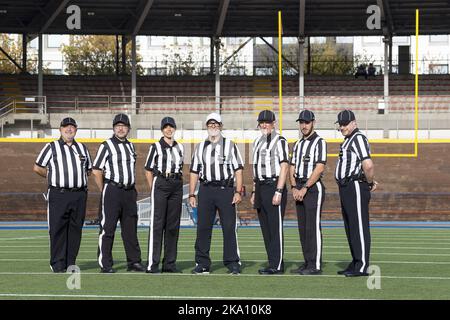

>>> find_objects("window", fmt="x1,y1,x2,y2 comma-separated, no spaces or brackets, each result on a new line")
225,66,245,76
200,67,211,75
174,37,191,46
362,36,381,45
255,37,272,45
336,37,354,44
283,37,298,44
429,35,448,44
29,38,38,49
429,64,448,74
310,37,326,44
254,67,273,76
393,36,410,45
47,35,66,48
227,37,246,46
146,67,167,76
148,36,168,47
48,69,63,75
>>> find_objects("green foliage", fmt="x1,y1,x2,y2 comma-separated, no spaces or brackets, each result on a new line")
62,35,144,75
0,34,39,74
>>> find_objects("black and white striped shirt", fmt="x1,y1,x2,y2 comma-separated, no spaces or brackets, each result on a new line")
252,131,289,180
335,129,371,180
145,138,184,174
93,135,137,187
291,132,327,179
190,135,243,182
35,138,92,188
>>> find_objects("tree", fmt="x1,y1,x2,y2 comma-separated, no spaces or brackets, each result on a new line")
0,34,39,74
61,35,144,75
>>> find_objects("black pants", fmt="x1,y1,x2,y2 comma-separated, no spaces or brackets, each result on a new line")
338,180,371,273
254,182,287,271
147,176,183,272
47,188,87,272
195,184,240,270
98,183,142,269
295,182,325,270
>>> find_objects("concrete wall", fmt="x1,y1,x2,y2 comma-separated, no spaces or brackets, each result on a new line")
1,141,450,221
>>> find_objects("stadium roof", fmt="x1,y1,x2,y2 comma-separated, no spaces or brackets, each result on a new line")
0,0,449,37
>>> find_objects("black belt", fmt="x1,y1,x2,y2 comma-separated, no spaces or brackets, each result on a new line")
255,177,278,185
105,180,135,190
49,186,87,193
336,175,367,187
154,171,182,180
200,179,234,188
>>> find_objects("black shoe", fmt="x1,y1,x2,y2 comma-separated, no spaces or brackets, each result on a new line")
258,268,284,275
344,270,369,277
300,268,322,275
100,267,116,273
191,266,210,274
337,269,350,275
127,262,145,272
228,266,241,275
162,268,182,273
290,264,307,274
146,268,161,274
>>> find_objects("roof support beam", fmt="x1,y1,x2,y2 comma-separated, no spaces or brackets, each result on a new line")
132,0,155,36
299,0,305,37
40,0,70,34
376,0,395,36
215,0,230,36
259,37,298,74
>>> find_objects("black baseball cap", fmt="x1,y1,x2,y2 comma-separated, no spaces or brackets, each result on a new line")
161,116,176,130
60,117,77,127
335,110,356,126
296,109,315,122
257,110,276,122
113,113,130,127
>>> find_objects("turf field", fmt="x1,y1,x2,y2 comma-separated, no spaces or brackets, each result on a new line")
0,225,449,300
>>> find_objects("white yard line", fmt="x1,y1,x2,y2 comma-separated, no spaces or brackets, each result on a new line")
0,272,449,281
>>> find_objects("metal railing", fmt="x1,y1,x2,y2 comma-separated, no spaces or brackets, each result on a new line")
2,94,450,116
0,96,47,119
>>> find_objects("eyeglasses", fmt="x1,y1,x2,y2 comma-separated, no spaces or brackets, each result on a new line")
207,122,220,128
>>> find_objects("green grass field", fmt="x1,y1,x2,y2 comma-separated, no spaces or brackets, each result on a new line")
0,226,449,300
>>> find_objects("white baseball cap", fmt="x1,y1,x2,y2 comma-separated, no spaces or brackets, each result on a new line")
205,112,222,124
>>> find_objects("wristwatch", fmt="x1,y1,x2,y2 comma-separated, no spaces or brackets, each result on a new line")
275,188,283,193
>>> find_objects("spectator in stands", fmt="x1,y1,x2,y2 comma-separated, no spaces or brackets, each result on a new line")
367,63,376,78
355,64,368,79
144,117,184,273
33,117,92,273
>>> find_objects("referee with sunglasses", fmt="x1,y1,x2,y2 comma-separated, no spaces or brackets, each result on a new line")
289,110,327,275
144,117,184,273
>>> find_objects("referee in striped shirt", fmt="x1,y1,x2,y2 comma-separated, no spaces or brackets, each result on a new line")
335,110,378,277
289,110,327,275
251,110,290,275
189,113,244,275
144,117,184,273
33,117,92,273
92,113,145,273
